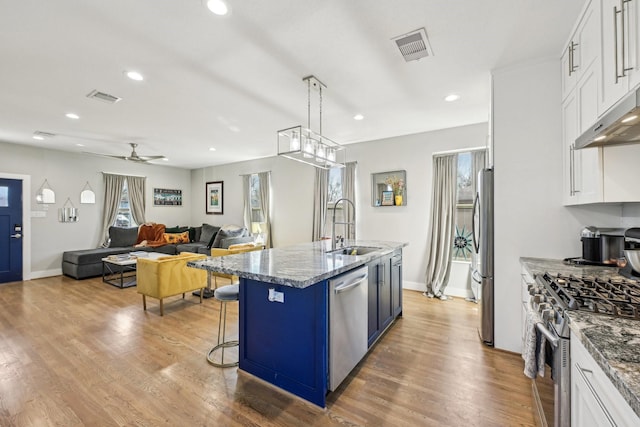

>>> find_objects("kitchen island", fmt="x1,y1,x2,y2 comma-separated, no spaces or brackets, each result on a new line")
520,258,640,422
189,240,406,407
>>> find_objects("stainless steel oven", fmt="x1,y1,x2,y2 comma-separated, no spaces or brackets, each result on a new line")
531,320,570,427
529,271,640,427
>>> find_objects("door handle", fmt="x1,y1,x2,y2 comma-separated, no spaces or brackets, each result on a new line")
10,233,22,239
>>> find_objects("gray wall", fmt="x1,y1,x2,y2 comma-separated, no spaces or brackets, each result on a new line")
0,141,192,277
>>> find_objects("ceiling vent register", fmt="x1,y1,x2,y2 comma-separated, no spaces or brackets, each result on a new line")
86,90,122,104
392,28,433,62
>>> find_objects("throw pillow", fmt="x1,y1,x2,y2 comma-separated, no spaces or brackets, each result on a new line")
108,226,139,247
163,232,190,244
165,226,188,234
211,227,247,248
199,223,220,243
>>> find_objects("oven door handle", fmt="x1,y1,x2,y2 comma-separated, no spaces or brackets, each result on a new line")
536,322,559,348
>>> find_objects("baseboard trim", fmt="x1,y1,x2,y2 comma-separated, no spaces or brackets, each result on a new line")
402,280,424,292
30,268,62,279
403,280,473,299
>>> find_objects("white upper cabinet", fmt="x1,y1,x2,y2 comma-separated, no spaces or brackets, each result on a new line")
562,0,601,101
600,0,632,113
603,144,640,202
562,0,604,206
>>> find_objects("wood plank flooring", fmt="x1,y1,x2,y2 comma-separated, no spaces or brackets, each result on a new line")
0,275,537,426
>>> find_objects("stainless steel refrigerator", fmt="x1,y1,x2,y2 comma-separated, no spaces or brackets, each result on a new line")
472,168,494,346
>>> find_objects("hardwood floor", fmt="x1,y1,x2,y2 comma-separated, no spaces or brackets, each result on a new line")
0,275,536,426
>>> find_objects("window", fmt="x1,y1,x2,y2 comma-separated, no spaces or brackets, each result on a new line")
453,152,474,261
113,180,137,228
328,167,343,206
249,174,265,234
0,186,8,207
324,167,345,239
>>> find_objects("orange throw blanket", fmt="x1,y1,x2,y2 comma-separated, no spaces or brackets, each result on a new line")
135,223,166,248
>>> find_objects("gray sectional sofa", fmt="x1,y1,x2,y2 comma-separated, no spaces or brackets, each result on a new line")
62,224,253,279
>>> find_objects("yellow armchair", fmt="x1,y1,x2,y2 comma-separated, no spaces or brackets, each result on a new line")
209,244,264,287
137,252,207,316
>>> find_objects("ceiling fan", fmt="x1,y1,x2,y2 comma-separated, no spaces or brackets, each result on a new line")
85,143,166,163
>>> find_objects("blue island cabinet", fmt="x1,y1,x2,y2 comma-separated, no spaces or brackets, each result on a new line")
238,278,329,407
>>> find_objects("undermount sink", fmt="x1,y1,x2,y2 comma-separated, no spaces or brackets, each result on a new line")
328,246,381,256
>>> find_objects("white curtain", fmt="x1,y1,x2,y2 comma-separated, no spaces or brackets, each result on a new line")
100,173,125,247
258,172,272,248
127,176,146,225
424,154,458,298
312,168,328,241
242,175,251,233
342,162,356,240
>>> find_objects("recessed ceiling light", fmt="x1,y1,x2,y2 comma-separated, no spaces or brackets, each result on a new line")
32,135,44,140
206,0,229,15
125,70,144,81
444,94,460,102
209,147,217,151
162,158,169,161
76,143,85,147
594,135,607,141
66,113,80,119
353,114,364,121
622,115,638,123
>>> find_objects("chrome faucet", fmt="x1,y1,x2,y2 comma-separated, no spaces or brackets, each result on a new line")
331,198,355,251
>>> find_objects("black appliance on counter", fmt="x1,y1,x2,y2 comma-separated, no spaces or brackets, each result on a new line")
527,272,640,427
564,226,625,267
620,228,640,279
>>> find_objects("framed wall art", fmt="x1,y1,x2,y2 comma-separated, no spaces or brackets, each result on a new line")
206,181,223,214
154,188,182,206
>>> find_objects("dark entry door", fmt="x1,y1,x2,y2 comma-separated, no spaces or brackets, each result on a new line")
0,178,23,283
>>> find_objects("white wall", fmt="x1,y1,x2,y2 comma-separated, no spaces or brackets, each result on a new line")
345,123,489,290
190,123,489,289
492,58,624,353
190,155,315,248
0,141,192,277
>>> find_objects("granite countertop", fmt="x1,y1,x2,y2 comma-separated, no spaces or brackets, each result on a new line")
188,240,407,289
520,257,640,418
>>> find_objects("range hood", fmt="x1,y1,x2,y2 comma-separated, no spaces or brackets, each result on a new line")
576,88,640,149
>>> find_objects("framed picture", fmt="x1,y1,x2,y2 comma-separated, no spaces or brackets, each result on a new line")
206,181,223,214
381,191,394,206
153,188,182,206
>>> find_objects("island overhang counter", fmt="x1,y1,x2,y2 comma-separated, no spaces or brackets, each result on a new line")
188,240,407,407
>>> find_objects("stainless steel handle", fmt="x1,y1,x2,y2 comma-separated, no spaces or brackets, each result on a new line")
622,0,633,74
380,263,385,286
576,363,617,425
569,144,575,196
568,41,578,76
472,192,480,253
334,274,367,294
615,5,621,83
10,233,22,239
535,322,559,348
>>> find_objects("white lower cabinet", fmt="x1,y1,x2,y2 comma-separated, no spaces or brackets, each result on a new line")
571,332,639,427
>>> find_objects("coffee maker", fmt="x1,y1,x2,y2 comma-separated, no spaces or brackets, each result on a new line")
567,226,626,266
621,228,640,278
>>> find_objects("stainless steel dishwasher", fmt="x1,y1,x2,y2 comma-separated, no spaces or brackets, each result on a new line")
328,266,368,391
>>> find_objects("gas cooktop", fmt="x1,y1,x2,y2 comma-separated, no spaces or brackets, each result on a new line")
539,273,640,320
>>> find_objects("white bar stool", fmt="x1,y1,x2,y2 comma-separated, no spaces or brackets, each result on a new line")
207,283,239,368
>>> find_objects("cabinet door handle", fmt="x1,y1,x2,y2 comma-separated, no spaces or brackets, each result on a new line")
576,363,617,426
380,263,385,286
569,41,579,76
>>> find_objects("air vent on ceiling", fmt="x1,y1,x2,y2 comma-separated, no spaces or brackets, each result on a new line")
392,28,433,62
86,89,122,104
33,131,56,138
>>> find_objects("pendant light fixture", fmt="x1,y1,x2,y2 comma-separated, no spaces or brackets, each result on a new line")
277,75,345,169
